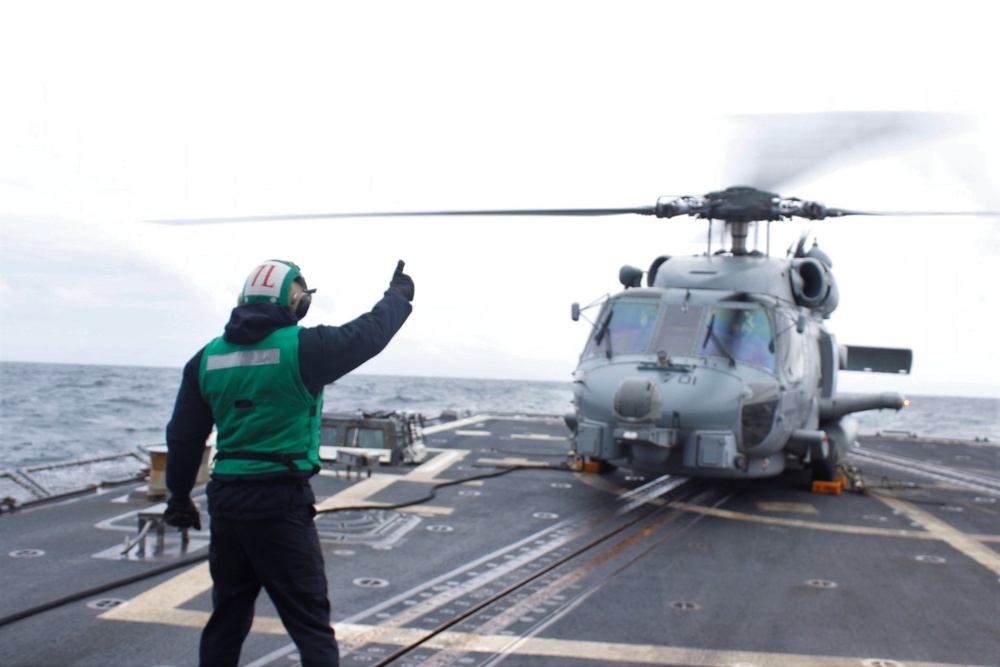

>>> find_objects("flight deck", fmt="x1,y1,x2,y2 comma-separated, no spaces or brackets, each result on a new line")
2,414,998,667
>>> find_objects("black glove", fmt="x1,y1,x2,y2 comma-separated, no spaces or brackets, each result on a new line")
164,495,202,531
389,259,414,302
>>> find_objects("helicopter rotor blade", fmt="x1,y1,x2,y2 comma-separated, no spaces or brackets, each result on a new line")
724,111,967,192
825,208,1000,218
146,206,658,225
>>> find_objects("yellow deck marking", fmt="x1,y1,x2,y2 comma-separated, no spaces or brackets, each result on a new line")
408,449,467,480
398,504,454,515
873,493,1000,576
313,473,400,511
755,501,819,514
510,433,568,441
314,449,471,512
104,590,991,667
673,502,930,538
449,633,994,667
478,457,554,468
422,414,567,436
102,447,475,627
421,415,494,435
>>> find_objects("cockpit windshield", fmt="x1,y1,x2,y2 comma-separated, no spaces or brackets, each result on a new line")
582,299,776,371
697,306,775,370
583,301,659,357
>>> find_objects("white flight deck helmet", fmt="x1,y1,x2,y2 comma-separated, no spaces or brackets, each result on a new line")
238,259,316,321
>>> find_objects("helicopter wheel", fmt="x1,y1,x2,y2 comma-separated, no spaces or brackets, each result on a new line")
570,456,616,473
811,447,840,483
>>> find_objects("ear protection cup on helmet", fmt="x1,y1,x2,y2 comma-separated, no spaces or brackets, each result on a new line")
289,278,316,321
291,288,312,321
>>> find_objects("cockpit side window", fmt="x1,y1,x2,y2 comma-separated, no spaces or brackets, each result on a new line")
697,306,776,371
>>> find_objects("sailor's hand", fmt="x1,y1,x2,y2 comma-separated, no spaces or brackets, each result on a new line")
164,495,202,531
389,259,414,302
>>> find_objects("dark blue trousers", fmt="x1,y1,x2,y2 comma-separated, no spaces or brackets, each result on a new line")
199,507,339,667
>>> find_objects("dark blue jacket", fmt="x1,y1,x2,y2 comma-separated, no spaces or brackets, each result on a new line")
166,288,411,519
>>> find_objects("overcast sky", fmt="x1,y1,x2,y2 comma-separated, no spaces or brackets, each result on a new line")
1,1,998,398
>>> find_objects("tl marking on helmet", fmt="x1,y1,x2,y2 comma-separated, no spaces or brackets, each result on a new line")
250,264,280,289
241,261,297,305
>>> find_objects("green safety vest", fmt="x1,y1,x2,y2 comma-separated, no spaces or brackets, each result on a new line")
199,326,322,475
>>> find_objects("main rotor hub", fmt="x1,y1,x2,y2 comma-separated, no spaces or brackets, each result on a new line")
655,186,830,224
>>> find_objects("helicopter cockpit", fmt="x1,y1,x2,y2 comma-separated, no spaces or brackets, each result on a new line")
580,296,778,373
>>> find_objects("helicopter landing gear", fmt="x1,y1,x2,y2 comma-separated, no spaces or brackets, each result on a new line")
811,446,839,484
568,454,616,474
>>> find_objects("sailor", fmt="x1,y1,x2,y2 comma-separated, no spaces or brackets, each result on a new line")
163,259,414,667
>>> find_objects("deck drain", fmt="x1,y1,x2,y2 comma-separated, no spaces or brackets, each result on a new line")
863,515,887,522
426,524,454,532
353,577,389,588
973,496,996,504
806,579,838,588
332,549,355,556
915,555,947,564
862,660,907,667
669,601,700,611
9,548,45,558
624,475,646,482
532,512,559,519
551,482,572,489
86,598,127,610
458,490,481,496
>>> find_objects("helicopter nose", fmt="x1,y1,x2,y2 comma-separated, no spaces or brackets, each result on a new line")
613,377,663,423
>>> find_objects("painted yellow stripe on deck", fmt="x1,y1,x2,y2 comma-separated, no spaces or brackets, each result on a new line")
673,502,931,538
874,493,1000,576
102,580,991,667
313,473,399,511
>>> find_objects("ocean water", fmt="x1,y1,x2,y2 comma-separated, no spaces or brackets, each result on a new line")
0,361,997,471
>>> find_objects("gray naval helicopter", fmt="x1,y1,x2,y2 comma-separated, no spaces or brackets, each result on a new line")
564,185,911,483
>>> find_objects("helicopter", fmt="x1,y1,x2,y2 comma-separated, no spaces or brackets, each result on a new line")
564,185,913,483
150,114,996,484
